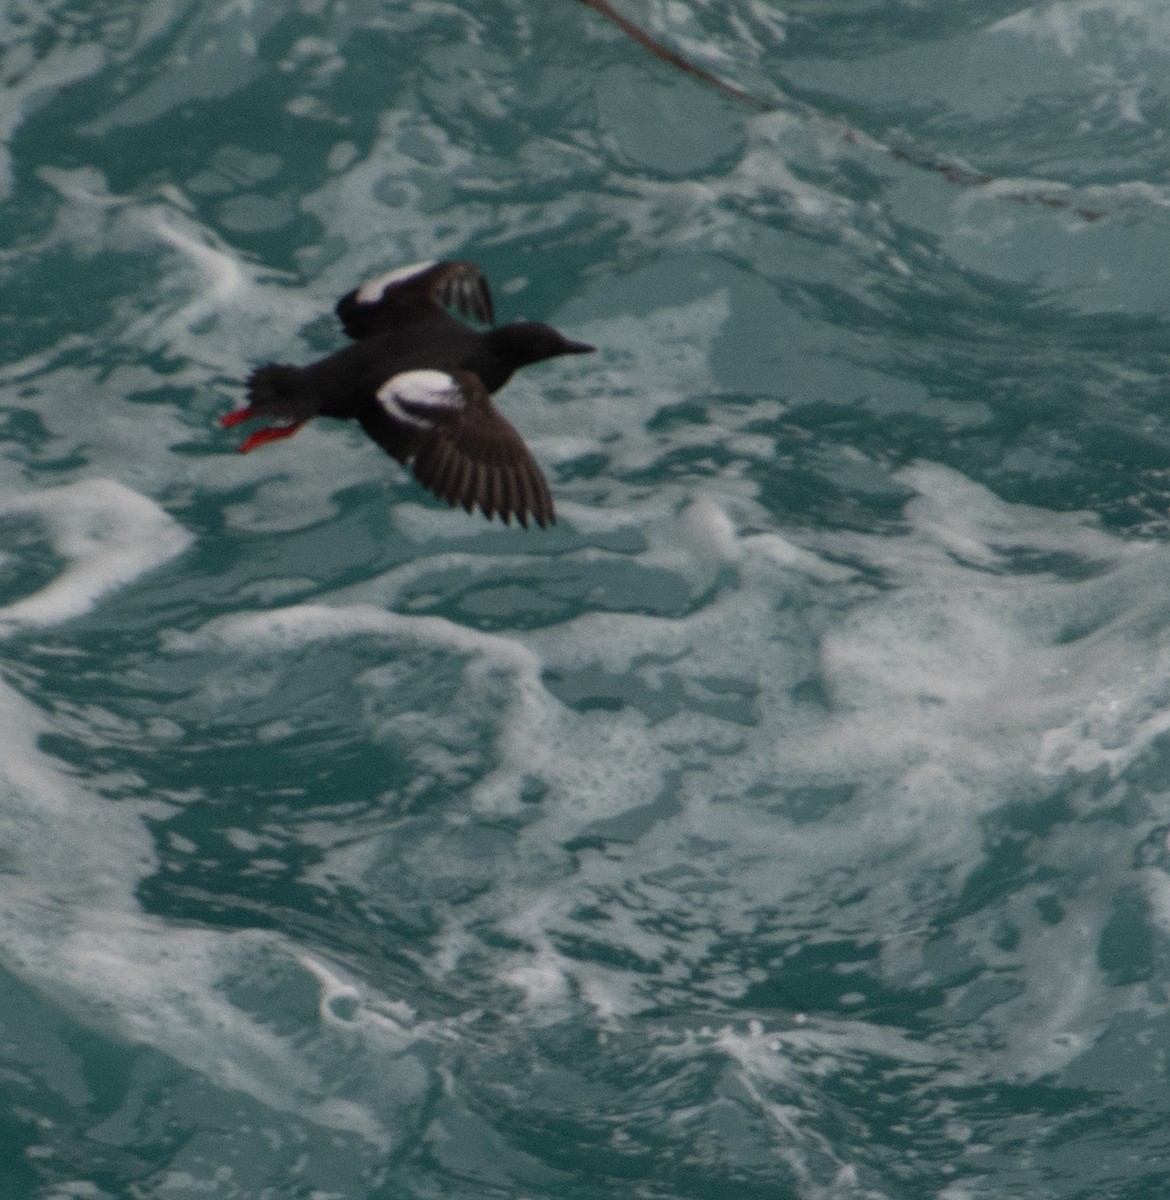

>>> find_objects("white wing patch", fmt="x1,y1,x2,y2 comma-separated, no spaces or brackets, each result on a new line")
376,370,465,429
355,260,436,305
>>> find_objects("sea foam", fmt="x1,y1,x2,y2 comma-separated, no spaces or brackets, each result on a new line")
0,479,192,631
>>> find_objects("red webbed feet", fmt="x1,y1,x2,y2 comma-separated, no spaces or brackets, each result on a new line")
219,408,307,453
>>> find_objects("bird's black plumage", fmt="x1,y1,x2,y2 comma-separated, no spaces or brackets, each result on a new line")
221,260,594,528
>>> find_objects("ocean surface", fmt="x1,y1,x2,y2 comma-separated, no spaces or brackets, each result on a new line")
4,1,1170,1196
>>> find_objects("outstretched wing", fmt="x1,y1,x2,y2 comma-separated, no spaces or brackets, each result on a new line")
359,369,555,528
336,260,495,340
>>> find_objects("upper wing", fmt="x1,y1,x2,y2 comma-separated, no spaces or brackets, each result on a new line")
360,369,555,528
335,260,495,340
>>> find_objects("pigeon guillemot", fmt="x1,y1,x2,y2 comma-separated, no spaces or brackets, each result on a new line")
220,259,595,528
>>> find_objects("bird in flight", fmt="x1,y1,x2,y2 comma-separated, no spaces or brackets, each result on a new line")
221,259,594,528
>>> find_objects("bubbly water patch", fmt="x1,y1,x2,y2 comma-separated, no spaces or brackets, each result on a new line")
0,32,104,200
30,164,321,371
166,603,563,817
813,463,1163,773
0,480,191,630
992,0,1170,63
298,107,486,275
685,495,858,583
322,465,1170,1079
0,479,439,1151
149,379,1170,1122
0,663,429,1149
32,166,312,358
79,2,278,134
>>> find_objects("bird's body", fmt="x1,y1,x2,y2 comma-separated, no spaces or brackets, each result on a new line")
221,260,594,528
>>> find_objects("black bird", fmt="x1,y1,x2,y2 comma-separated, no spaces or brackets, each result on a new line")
221,260,595,528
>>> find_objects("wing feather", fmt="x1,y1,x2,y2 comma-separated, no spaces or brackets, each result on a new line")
408,373,555,528
360,367,554,527
430,441,457,498
336,261,495,339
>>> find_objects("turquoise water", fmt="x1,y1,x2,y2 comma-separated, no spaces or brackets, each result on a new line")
5,1,1170,1196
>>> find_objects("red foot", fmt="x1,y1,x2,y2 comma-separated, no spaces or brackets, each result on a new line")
236,421,307,453
219,407,306,453
219,406,256,428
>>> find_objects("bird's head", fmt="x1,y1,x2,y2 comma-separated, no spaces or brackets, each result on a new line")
489,321,596,368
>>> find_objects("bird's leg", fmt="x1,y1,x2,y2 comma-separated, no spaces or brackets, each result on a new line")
220,408,308,453
236,421,307,453
219,406,257,428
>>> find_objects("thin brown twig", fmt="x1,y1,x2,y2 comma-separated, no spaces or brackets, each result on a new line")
573,0,1109,223
573,0,771,111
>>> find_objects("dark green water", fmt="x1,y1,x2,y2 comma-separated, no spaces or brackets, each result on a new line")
4,2,1170,1197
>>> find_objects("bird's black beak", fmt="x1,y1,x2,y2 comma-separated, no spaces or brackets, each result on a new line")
563,340,596,355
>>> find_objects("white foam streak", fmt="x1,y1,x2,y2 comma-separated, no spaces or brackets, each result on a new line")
0,480,192,631
166,602,542,678
167,602,556,821
685,494,857,582
991,0,1170,57
146,207,247,304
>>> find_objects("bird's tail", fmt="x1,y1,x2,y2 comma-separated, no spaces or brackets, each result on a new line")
246,364,305,416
